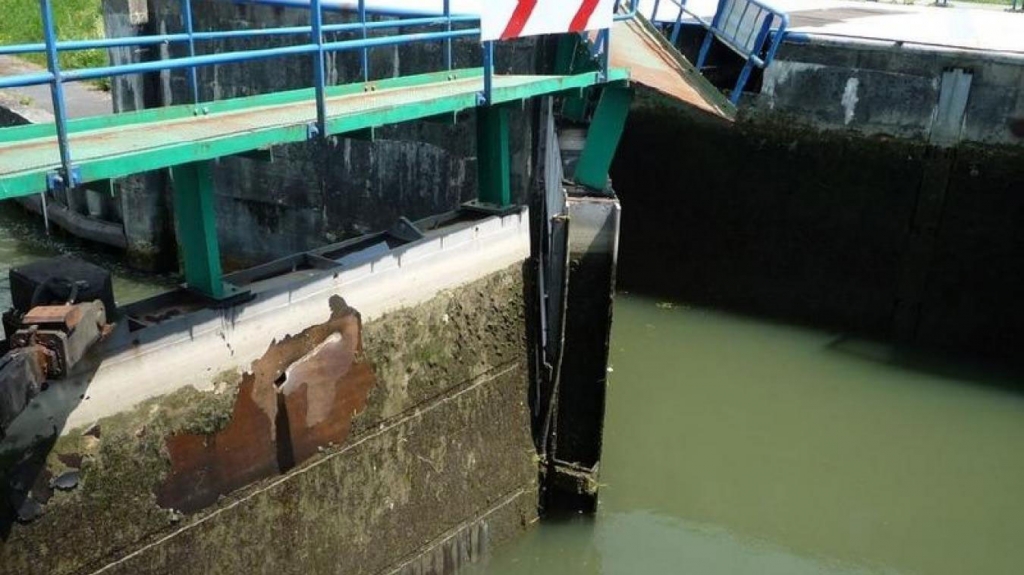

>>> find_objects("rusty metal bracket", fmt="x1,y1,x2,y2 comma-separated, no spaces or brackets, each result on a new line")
46,166,81,193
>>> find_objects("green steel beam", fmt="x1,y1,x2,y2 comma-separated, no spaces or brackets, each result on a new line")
476,105,511,208
0,69,629,201
170,161,224,299
554,35,580,75
554,35,595,123
562,88,591,124
574,85,634,192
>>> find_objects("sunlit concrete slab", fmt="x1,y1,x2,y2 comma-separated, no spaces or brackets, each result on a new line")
640,0,1024,54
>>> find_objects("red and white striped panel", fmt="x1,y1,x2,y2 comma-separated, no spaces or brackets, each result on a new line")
481,0,617,42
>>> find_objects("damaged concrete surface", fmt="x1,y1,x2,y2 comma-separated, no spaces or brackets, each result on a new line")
157,296,375,513
0,264,534,575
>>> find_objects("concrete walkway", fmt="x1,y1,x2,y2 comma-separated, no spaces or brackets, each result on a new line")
0,55,112,119
643,0,1024,54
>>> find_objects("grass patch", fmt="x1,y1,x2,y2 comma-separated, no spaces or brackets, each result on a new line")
0,0,108,73
939,0,1017,6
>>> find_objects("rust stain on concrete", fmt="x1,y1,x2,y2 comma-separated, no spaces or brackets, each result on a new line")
156,296,376,514
275,296,376,467
156,375,279,513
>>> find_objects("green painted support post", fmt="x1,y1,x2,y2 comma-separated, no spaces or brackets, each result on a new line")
476,105,511,208
574,86,633,192
555,35,591,123
170,161,224,299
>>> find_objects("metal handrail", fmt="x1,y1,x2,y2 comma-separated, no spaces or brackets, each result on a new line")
646,0,788,104
1,0,637,193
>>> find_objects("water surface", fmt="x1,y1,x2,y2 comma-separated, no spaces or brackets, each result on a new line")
472,295,1024,575
0,203,170,311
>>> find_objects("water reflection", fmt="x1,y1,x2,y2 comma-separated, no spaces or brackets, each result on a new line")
0,203,170,311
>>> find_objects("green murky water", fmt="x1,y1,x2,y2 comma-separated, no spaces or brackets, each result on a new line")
0,203,169,312
472,295,1024,575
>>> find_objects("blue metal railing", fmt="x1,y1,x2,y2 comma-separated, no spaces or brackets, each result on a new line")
646,0,788,104
0,0,639,193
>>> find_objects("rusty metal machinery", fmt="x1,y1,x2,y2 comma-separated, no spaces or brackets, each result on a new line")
9,302,108,379
0,258,113,439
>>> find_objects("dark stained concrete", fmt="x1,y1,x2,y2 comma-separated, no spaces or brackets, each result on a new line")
613,92,1024,365
0,265,537,575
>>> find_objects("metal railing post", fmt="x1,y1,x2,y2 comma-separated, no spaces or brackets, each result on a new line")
697,0,729,68
670,2,686,45
182,0,200,104
358,0,369,81
763,13,789,66
481,40,494,105
730,13,772,104
39,0,76,198
444,0,453,70
40,192,51,234
311,0,327,137
600,28,610,82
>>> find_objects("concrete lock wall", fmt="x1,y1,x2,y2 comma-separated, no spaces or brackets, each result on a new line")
614,86,1024,365
611,32,1024,365
749,38,1024,148
0,213,541,574
101,0,544,270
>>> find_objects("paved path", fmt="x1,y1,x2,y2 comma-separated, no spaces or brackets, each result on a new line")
0,56,112,119
642,0,1024,54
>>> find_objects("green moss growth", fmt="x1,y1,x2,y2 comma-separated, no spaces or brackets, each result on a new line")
0,371,247,572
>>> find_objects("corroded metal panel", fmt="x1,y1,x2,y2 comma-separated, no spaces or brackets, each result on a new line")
609,18,734,119
545,191,620,513
156,296,376,513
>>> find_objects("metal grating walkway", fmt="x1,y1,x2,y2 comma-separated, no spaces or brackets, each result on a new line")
0,69,626,201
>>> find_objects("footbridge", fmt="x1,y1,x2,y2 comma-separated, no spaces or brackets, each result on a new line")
0,0,754,298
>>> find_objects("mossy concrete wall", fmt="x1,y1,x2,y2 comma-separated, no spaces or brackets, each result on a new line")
0,265,537,574
613,93,1024,364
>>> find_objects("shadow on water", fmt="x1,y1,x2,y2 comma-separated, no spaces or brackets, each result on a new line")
620,277,1024,401
825,333,1024,399
464,512,602,575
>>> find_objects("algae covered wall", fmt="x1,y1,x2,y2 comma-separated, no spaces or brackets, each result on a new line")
0,264,537,575
613,93,1024,363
